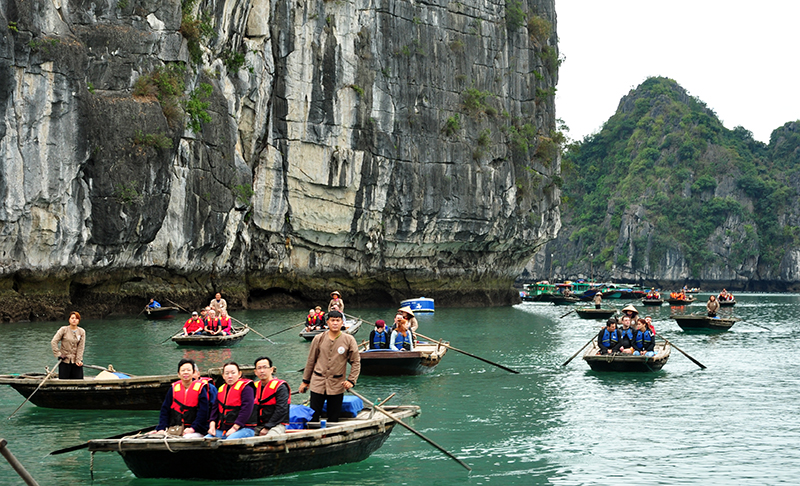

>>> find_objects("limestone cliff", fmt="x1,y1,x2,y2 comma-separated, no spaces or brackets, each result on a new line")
0,0,560,320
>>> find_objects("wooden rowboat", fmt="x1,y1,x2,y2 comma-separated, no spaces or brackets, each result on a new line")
171,326,249,346
358,342,448,376
667,297,696,305
641,298,664,305
671,314,738,331
300,318,362,341
87,405,421,480
575,308,617,319
143,306,181,320
550,295,581,305
0,372,176,410
582,341,671,372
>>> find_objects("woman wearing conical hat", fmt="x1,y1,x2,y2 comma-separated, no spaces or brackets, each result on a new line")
621,304,639,323
328,291,344,313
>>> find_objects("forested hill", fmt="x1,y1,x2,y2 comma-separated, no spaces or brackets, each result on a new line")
528,76,800,289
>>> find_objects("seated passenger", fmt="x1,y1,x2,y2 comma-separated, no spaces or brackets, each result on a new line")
304,308,318,332
390,318,414,351
644,315,656,335
183,311,205,336
617,316,635,355
597,318,620,355
253,356,291,437
218,309,233,335
369,320,390,349
206,362,256,440
633,319,656,356
193,363,218,406
204,309,223,336
149,358,209,437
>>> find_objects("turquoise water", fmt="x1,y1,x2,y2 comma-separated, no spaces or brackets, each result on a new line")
2,294,800,485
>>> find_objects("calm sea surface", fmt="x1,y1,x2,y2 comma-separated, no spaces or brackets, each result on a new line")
2,293,800,485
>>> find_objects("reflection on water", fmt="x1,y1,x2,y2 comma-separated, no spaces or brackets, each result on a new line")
1,296,800,484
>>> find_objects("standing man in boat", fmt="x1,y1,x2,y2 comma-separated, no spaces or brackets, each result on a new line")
253,357,291,437
150,358,210,438
299,310,361,424
593,292,603,309
706,295,720,317
50,311,86,379
210,292,227,315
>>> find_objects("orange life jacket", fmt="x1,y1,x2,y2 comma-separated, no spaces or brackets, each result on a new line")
255,379,291,425
169,380,205,427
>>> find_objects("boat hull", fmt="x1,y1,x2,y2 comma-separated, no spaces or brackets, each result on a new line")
143,307,180,320
88,405,420,480
575,309,617,319
719,300,736,307
641,299,664,305
583,343,670,372
0,374,176,410
672,315,737,331
172,327,249,346
359,344,447,376
667,298,696,305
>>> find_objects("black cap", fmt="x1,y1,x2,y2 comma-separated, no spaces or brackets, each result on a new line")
327,310,343,319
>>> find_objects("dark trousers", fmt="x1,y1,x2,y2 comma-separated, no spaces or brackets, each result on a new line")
309,391,344,423
58,361,84,379
595,304,601,309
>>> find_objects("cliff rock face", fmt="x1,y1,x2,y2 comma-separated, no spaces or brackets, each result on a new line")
0,0,560,320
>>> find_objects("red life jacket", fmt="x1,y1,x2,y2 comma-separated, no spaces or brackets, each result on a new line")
255,379,291,425
184,317,204,333
220,317,232,333
169,380,205,427
217,378,257,429
205,317,221,332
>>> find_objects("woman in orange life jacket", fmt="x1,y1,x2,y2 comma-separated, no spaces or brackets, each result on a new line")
206,362,256,439
218,309,233,335
149,358,210,437
253,356,291,437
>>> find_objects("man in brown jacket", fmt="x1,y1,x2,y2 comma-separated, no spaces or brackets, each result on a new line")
298,311,360,423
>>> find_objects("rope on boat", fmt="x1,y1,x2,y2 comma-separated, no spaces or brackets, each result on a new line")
89,451,95,480
163,435,175,453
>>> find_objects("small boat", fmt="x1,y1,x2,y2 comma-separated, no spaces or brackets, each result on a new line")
641,298,664,305
0,372,176,410
719,299,737,307
87,404,421,480
358,341,448,376
672,314,739,331
143,306,181,320
171,326,250,346
667,297,696,305
582,341,671,372
684,288,701,293
575,308,617,319
300,318,363,341
400,297,435,313
550,295,581,305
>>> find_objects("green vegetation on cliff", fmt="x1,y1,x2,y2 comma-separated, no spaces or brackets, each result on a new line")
561,77,800,278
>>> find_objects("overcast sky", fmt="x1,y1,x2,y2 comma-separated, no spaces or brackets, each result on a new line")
555,1,800,144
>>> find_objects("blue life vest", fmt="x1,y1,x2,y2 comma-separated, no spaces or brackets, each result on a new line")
600,329,619,348
393,332,412,351
371,330,388,349
634,330,653,350
620,328,634,341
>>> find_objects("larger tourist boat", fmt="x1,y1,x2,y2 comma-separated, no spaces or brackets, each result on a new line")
87,404,421,480
400,297,435,313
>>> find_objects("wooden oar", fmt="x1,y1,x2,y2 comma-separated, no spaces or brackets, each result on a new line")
661,336,706,369
559,309,576,318
415,333,519,374
83,364,137,377
7,359,61,420
349,389,471,472
49,425,156,455
562,336,596,366
228,316,274,344
739,320,772,331
0,438,40,486
265,321,307,338
166,298,191,314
